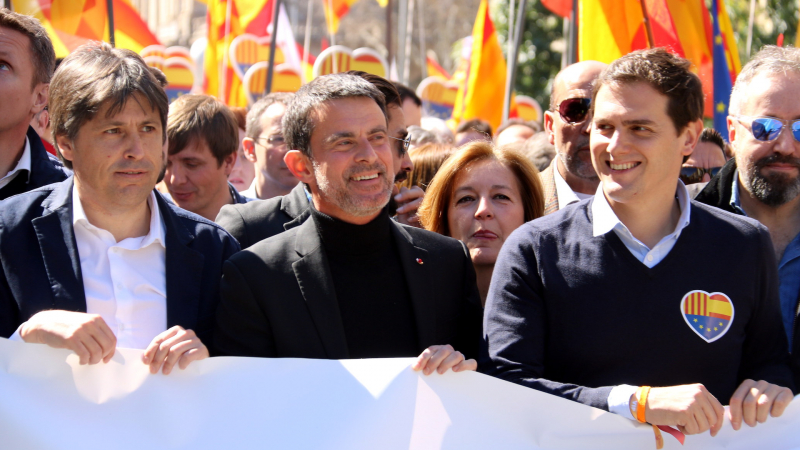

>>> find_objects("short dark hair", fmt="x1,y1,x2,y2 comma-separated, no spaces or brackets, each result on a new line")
0,8,55,87
347,71,401,107
148,67,168,88
230,106,247,130
698,127,728,160
167,94,238,166
50,42,168,170
246,92,294,139
496,118,542,136
592,48,703,133
393,82,421,106
282,73,387,158
456,118,493,137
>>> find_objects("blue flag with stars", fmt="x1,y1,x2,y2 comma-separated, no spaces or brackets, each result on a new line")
711,0,733,140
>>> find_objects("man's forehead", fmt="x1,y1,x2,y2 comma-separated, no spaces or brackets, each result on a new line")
739,72,800,115
554,63,604,101
0,26,31,61
387,105,406,134
89,95,160,126
594,82,667,119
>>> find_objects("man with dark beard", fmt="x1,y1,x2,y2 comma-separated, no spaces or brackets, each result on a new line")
695,45,800,388
214,74,483,372
540,61,606,214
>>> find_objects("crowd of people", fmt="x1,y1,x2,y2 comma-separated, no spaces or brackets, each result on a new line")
2,7,800,439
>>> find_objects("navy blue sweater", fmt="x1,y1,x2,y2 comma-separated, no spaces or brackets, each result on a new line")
481,199,794,410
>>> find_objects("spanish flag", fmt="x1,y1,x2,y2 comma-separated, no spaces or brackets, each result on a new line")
452,0,512,131
11,0,160,58
426,55,451,80
322,0,360,35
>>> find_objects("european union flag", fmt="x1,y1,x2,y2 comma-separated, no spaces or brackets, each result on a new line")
711,0,733,140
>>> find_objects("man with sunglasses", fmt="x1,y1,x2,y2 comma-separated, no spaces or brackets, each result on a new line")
484,49,793,438
540,60,606,215
695,46,800,389
682,128,728,186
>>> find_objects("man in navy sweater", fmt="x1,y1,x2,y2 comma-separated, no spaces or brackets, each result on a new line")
483,48,794,438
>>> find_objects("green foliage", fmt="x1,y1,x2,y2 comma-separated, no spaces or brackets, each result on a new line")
721,0,799,65
491,0,564,108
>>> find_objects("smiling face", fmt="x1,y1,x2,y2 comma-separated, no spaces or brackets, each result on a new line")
729,72,800,207
591,82,698,208
56,94,164,212
293,96,393,223
446,159,526,266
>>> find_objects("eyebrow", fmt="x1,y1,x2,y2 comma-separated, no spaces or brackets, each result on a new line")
454,184,514,193
621,119,656,126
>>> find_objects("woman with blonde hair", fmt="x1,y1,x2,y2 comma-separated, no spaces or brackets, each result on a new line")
418,141,544,304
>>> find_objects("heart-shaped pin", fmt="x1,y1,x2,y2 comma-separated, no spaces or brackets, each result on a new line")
243,62,303,105
679,290,735,343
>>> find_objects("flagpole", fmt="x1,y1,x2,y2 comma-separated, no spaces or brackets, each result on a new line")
265,0,282,95
502,0,527,121
386,0,393,70
303,0,313,82
327,0,337,72
638,0,655,48
4,1,11,11
403,0,414,83
745,0,755,57
106,0,116,47
397,0,408,83
567,0,577,64
507,0,516,64
417,0,426,80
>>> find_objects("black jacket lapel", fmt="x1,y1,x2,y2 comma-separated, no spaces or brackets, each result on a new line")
282,183,312,230
291,219,349,358
695,158,738,213
392,222,437,351
158,194,204,330
31,179,86,312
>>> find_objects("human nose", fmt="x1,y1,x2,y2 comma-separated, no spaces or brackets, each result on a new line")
166,161,186,186
580,113,593,135
773,123,798,156
354,136,380,163
474,196,493,219
124,132,145,160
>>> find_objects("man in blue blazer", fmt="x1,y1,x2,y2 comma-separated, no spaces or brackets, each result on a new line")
0,42,239,375
0,9,69,200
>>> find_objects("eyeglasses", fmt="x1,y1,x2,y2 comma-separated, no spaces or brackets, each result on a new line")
556,97,592,124
680,166,723,185
389,135,411,155
255,135,286,147
732,116,800,142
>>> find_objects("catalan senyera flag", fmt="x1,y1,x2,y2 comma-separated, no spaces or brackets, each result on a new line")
426,55,451,80
11,0,160,58
323,0,360,35
205,0,299,107
452,0,514,131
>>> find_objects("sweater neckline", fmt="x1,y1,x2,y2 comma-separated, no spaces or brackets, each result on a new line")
310,206,393,256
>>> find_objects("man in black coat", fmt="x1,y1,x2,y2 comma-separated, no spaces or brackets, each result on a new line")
694,46,800,391
0,42,239,375
0,9,69,201
214,74,482,374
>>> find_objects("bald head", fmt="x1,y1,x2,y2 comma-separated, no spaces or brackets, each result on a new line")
549,61,607,110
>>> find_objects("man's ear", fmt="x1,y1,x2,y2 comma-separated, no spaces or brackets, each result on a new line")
242,137,257,163
284,150,315,184
543,110,556,145
55,135,75,163
727,115,738,152
31,84,49,116
222,151,236,176
680,119,704,158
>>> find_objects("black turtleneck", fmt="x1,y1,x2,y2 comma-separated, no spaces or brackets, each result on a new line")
311,207,419,359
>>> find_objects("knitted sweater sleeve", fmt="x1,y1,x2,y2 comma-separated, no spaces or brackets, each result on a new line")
480,225,613,411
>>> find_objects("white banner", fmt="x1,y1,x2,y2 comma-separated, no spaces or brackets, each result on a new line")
0,338,798,449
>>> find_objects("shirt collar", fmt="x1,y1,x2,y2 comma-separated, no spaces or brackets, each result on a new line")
72,184,166,247
730,169,748,216
592,179,692,239
1,137,32,184
553,163,583,208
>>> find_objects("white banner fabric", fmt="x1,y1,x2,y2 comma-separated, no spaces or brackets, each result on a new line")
0,338,798,449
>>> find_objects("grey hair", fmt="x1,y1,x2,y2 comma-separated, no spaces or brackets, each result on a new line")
282,73,387,158
730,45,800,115
246,92,294,139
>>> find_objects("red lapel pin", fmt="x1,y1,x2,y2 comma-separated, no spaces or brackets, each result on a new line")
416,258,424,265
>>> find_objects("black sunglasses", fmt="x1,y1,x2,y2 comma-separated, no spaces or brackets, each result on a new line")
556,97,592,124
680,166,722,185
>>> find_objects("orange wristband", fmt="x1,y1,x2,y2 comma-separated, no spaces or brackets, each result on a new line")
636,386,651,424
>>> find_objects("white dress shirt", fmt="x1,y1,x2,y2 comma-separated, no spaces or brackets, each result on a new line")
553,164,593,208
591,180,692,420
0,137,31,190
239,178,258,199
12,186,169,350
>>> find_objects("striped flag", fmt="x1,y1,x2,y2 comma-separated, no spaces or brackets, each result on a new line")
322,0,359,35
11,0,160,57
426,55,451,80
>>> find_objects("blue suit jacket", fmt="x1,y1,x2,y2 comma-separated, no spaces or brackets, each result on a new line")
0,178,240,347
0,127,70,201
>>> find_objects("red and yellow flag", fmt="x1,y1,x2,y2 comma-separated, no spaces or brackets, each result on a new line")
426,55,451,80
11,0,160,58
322,0,359,35
452,0,514,131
